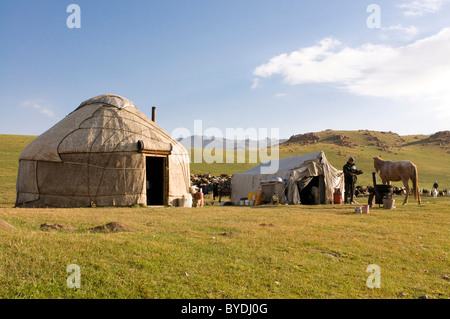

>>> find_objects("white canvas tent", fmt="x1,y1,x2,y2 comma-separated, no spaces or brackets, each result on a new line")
231,151,344,205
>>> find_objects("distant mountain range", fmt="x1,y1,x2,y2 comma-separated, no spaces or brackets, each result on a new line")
176,135,288,150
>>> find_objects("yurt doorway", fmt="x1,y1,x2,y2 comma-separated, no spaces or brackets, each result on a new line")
145,156,166,206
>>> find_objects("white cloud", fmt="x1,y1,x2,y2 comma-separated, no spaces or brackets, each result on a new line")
274,93,288,98
398,0,449,16
251,78,261,89
381,24,418,40
253,28,450,117
254,38,349,84
22,99,55,117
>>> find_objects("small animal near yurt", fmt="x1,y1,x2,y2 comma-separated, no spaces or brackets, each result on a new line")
15,94,192,208
231,151,344,205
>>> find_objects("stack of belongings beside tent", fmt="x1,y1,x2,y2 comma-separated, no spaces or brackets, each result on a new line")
231,151,344,205
190,174,231,194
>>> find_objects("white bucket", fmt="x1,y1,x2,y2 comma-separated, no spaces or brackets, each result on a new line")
383,198,395,209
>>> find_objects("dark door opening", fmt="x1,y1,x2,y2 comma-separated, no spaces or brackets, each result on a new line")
298,176,322,205
146,156,165,205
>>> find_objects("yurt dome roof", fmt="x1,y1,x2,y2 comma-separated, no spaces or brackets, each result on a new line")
75,94,136,111
19,94,187,163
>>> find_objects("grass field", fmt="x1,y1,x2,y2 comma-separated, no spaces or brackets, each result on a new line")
0,132,449,299
0,196,449,299
0,135,36,206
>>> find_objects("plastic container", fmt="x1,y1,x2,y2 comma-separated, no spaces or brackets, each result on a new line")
383,198,395,209
333,188,343,204
361,205,370,214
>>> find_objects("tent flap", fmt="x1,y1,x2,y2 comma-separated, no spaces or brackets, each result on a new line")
231,151,344,205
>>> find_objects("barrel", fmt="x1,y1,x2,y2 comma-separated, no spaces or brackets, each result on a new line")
374,185,393,204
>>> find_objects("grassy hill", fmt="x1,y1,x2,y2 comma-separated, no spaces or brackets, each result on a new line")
1,130,449,206
0,135,37,206
190,129,450,190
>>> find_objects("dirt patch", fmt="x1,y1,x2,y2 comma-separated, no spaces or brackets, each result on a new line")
322,251,341,258
418,294,438,299
92,222,134,232
40,223,76,232
259,223,275,227
219,232,238,237
0,219,16,230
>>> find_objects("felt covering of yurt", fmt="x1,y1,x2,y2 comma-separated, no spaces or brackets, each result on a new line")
16,94,191,208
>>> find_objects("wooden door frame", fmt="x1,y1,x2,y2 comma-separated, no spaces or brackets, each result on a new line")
143,153,169,206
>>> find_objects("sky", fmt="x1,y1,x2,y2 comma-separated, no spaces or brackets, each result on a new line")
1,0,449,140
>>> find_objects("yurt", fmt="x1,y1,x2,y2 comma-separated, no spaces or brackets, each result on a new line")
15,94,192,208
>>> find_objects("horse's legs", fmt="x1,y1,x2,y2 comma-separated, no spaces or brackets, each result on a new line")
381,176,390,185
402,179,410,205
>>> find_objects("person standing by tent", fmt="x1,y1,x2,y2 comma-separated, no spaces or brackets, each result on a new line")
343,157,363,204
213,182,219,201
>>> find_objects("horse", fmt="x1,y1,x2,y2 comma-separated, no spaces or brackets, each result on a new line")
373,156,421,205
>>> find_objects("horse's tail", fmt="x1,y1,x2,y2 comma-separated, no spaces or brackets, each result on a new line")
412,164,421,204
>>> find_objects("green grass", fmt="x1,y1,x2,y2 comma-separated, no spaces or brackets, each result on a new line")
0,197,449,298
0,132,449,299
0,135,36,206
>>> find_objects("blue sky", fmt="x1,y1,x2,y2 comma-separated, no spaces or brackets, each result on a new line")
1,0,449,139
